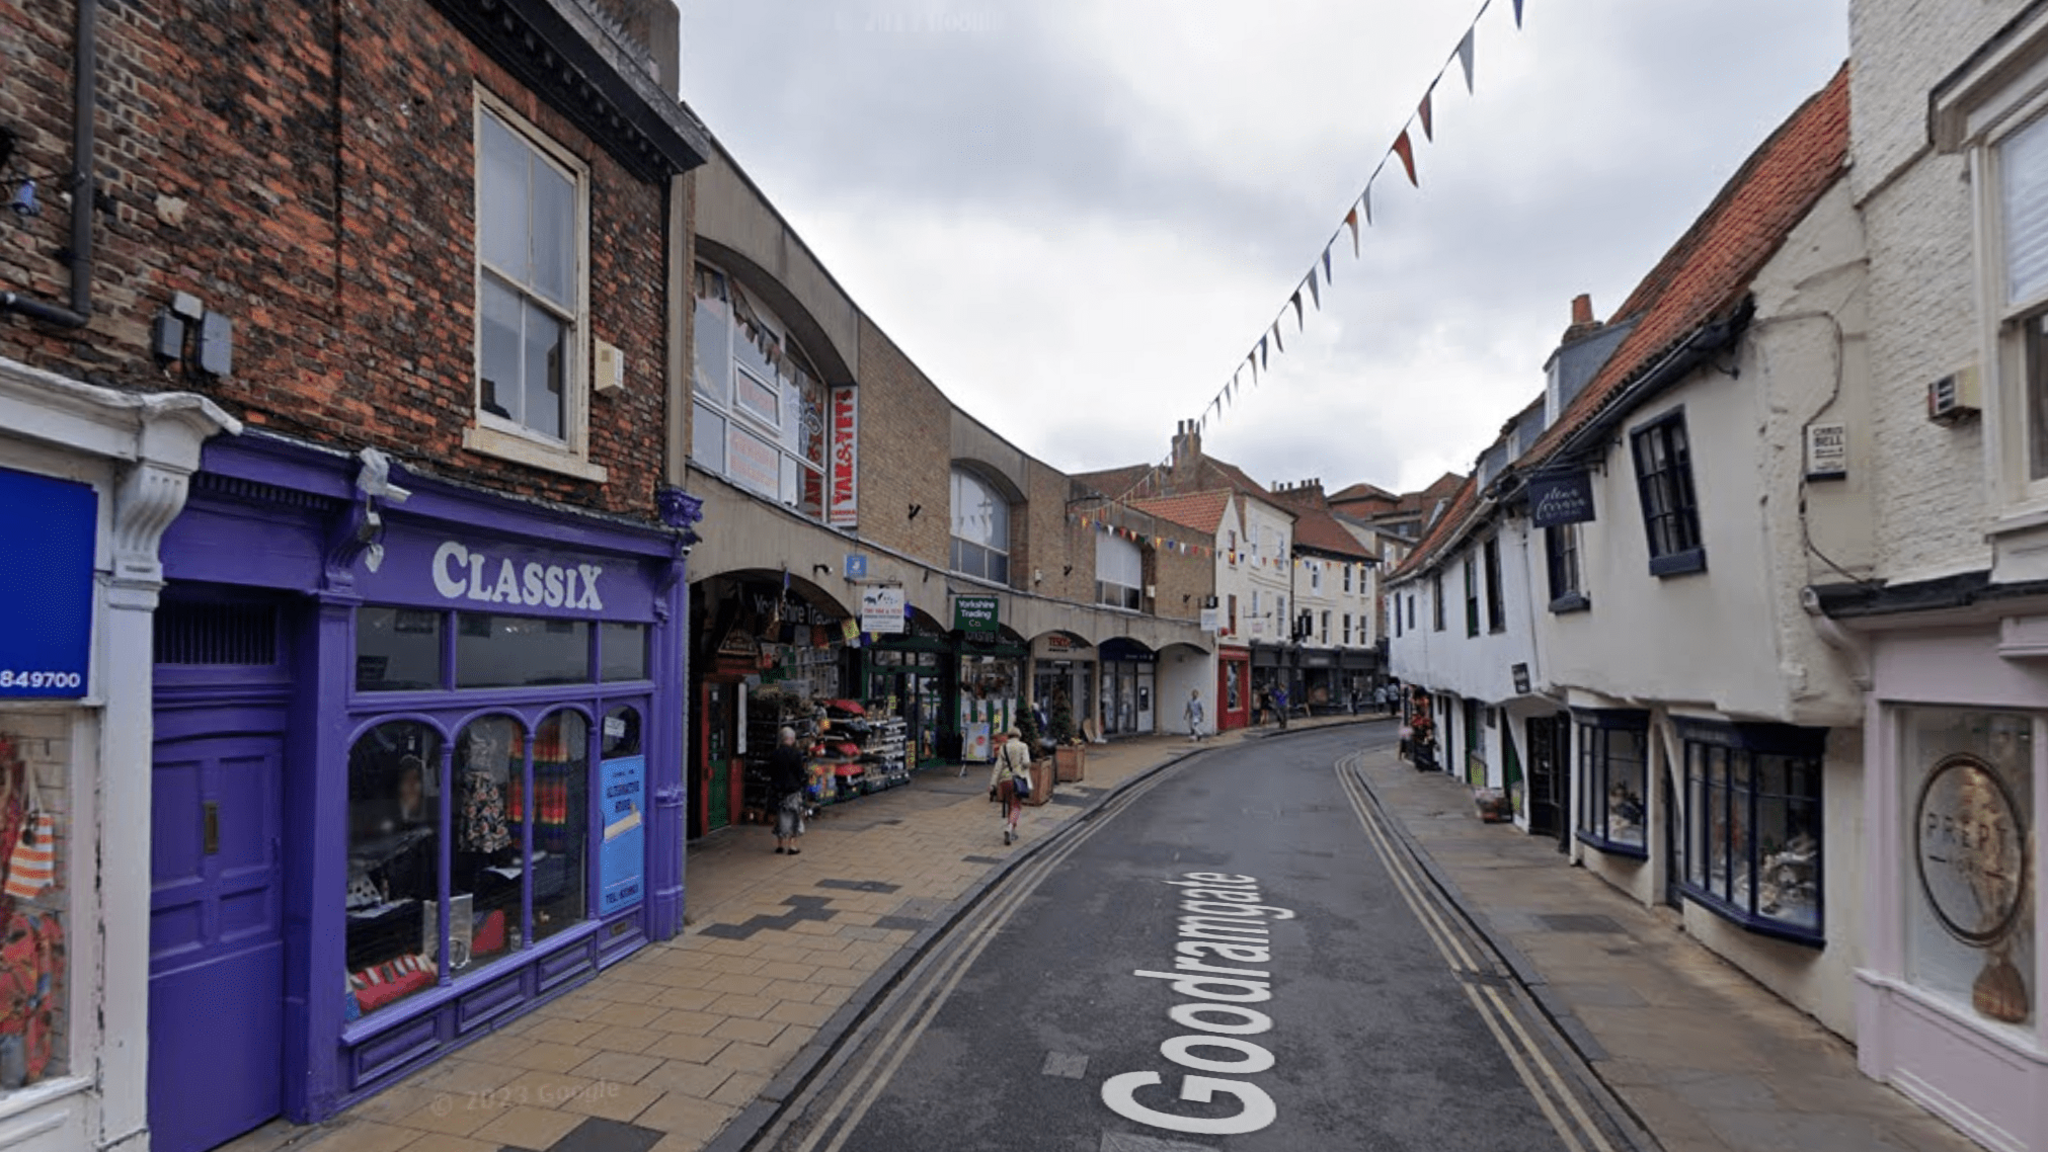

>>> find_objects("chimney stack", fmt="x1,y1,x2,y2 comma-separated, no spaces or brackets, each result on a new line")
1562,293,1602,344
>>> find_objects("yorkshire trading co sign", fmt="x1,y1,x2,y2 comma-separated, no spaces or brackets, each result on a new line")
1527,470,1595,529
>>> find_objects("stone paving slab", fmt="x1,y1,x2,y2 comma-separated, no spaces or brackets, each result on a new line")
1355,750,1983,1152
222,716,1378,1152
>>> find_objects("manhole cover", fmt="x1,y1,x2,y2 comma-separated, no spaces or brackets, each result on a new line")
1537,913,1625,934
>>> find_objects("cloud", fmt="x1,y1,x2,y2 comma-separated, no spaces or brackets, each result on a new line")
678,0,1848,494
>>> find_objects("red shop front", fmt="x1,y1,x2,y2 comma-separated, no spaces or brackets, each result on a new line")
1217,646,1252,731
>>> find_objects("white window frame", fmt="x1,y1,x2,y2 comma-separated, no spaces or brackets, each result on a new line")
689,260,828,518
950,467,1012,586
1938,11,2048,544
1309,562,1323,593
464,89,604,483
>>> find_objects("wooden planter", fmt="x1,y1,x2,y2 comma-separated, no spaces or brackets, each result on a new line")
1025,760,1056,806
1054,744,1087,783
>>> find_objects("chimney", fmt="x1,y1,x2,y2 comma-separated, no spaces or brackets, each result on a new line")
1562,293,1602,344
1170,419,1202,488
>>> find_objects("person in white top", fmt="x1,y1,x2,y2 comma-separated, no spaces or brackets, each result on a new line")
989,726,1030,845
1185,689,1207,742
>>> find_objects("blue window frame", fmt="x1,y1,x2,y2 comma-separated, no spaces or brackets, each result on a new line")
1575,709,1650,857
1678,720,1826,946
1629,411,1705,577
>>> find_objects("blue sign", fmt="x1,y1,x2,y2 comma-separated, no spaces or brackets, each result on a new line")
844,554,868,580
598,753,645,913
0,468,96,698
1527,470,1596,529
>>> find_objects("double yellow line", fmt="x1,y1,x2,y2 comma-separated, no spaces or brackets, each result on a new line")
1335,756,1619,1152
767,768,1178,1152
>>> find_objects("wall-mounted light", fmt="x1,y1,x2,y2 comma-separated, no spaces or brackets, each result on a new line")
7,179,40,218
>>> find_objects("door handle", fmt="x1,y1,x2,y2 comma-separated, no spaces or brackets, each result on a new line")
203,802,220,856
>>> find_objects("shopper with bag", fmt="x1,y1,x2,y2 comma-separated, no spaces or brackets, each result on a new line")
989,725,1030,845
770,726,808,856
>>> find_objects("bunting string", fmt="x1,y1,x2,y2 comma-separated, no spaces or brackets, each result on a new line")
1173,0,1523,444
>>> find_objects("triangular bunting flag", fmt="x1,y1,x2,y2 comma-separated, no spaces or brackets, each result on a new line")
1322,245,1333,285
1289,290,1304,330
1272,321,1285,354
1393,131,1418,186
1258,336,1269,370
1344,207,1361,257
1513,0,1524,28
1307,268,1321,312
1363,183,1374,225
1418,90,1435,141
1458,29,1475,94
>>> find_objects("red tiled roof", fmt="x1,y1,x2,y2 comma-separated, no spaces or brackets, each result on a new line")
1292,505,1377,560
1521,63,1850,470
1075,455,1287,512
1393,64,1848,583
1132,490,1235,535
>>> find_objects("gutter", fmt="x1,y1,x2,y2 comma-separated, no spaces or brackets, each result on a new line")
0,0,96,328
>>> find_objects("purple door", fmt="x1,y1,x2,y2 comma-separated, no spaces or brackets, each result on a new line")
149,725,285,1152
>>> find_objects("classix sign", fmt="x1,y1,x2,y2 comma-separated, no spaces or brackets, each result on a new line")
829,386,859,528
0,467,97,698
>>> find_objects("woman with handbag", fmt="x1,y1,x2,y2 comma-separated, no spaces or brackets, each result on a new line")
989,725,1030,845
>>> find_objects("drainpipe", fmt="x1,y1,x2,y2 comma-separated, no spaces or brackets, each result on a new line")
1,0,96,328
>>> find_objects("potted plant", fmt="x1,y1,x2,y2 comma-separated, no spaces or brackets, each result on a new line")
1049,690,1086,783
1014,707,1055,806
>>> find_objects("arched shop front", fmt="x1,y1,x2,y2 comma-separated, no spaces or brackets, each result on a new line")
1099,638,1159,737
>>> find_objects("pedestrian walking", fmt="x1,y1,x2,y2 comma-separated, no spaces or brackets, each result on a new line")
1255,686,1271,727
770,726,807,856
1273,684,1290,730
989,725,1030,845
1184,689,1207,742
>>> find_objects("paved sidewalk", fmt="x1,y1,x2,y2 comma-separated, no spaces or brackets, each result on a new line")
227,716,1372,1152
1355,748,1980,1152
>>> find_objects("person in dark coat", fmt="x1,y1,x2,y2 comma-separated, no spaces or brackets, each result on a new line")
770,726,808,855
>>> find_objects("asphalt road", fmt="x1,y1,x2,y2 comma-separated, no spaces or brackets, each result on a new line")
758,724,1630,1152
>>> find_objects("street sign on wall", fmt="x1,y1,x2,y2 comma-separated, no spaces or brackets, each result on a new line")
0,467,97,698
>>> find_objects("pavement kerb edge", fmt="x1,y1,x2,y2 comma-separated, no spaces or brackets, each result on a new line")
1346,755,1665,1152
707,736,1246,1152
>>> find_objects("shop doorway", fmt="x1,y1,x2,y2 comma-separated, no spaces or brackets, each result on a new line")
148,598,291,1152
1526,713,1570,853
863,649,946,767
697,681,738,835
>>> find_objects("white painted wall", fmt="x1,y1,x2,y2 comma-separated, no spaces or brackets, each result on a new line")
1218,496,1295,644
1388,514,1541,711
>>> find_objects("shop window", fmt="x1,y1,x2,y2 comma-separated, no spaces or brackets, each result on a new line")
1630,411,1705,576
455,613,590,688
600,622,648,682
1483,537,1506,633
951,468,1011,585
1097,532,1142,610
0,729,67,1088
452,715,525,962
469,95,601,480
690,263,827,518
1463,555,1480,637
346,721,444,1016
1546,524,1587,613
1902,708,2036,1030
1576,712,1649,856
356,607,445,692
523,710,588,941
1679,722,1825,943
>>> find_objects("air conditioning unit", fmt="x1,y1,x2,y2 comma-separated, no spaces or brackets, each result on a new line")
1928,365,1981,425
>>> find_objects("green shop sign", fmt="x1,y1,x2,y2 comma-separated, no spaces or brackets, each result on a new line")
953,594,1000,637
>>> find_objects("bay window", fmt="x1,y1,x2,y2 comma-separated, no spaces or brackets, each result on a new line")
691,263,827,519
1576,710,1650,856
1679,720,1825,943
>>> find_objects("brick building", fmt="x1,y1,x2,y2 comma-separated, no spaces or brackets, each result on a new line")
681,139,1212,830
1,0,709,1145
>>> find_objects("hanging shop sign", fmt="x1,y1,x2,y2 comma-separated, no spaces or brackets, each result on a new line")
860,585,906,634
954,594,1000,642
1199,607,1220,633
828,386,859,527
599,747,646,913
0,467,96,699
1527,470,1596,529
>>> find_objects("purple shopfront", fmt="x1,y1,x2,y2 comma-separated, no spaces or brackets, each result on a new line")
148,432,699,1148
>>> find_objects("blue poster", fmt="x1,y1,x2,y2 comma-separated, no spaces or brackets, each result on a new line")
599,754,646,913
0,468,97,699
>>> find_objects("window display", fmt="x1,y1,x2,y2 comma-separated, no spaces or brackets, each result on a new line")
1679,722,1825,941
0,731,64,1090
1904,709,2034,1029
345,721,443,1015
524,711,589,939
1576,712,1648,855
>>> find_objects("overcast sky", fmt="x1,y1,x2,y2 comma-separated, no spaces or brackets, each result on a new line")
677,0,1848,495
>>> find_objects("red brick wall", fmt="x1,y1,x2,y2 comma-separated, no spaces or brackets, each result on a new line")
0,0,673,517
